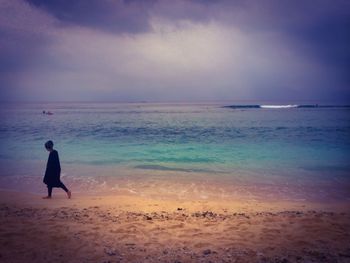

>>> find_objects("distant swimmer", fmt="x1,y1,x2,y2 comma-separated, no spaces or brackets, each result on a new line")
42,140,71,199
42,110,53,115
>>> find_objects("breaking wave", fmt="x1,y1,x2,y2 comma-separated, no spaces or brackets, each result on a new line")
224,104,350,109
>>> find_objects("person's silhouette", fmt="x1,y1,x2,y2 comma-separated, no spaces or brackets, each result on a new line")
43,140,71,199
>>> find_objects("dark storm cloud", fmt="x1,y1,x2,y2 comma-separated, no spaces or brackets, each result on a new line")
0,0,349,102
213,1,350,71
23,0,350,65
295,15,350,70
0,0,58,99
25,0,154,33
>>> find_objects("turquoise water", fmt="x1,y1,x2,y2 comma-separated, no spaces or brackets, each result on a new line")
0,102,349,200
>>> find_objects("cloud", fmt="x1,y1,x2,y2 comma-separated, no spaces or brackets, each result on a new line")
1,0,349,102
0,0,58,99
25,0,153,33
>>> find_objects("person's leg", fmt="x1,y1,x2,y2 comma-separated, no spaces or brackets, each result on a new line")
59,181,68,192
43,186,52,199
59,181,71,199
48,186,52,197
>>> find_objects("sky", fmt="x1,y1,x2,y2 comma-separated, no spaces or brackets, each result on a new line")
0,0,349,103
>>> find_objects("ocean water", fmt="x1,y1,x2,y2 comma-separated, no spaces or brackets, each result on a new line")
0,102,349,201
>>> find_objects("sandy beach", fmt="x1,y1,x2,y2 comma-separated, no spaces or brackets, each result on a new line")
1,190,349,263
2,0,350,261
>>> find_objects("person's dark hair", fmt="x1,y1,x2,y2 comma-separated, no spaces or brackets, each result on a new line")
45,140,54,150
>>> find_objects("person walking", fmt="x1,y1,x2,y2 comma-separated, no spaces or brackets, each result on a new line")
43,140,71,199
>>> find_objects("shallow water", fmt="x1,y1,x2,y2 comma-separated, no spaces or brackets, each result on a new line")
0,102,349,201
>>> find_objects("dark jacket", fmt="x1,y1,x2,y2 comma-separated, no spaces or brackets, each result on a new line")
43,150,62,187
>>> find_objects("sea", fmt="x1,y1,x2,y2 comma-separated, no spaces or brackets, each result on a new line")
0,102,349,202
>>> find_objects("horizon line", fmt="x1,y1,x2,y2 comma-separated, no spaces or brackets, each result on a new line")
1,99,349,105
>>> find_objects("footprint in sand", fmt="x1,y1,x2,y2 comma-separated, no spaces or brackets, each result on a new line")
227,225,239,231
203,222,218,227
167,223,185,229
118,234,138,240
236,230,254,239
193,242,211,248
261,228,281,234
133,222,147,227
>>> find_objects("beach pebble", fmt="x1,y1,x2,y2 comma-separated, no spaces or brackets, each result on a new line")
279,258,289,263
104,248,118,256
125,243,135,246
203,249,212,255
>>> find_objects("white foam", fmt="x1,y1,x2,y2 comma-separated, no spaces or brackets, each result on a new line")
260,104,298,109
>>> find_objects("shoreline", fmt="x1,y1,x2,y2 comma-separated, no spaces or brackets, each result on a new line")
1,167,349,204
1,190,350,212
1,190,350,262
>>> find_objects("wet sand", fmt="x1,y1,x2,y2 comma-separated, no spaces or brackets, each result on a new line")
0,190,350,263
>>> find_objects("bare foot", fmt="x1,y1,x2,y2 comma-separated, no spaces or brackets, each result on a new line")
42,196,51,199
67,190,72,199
